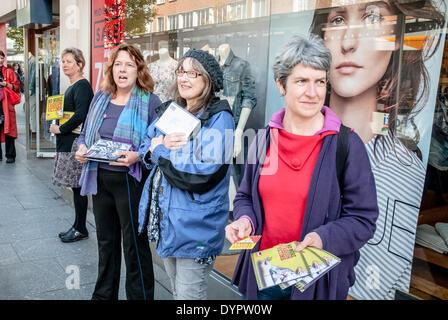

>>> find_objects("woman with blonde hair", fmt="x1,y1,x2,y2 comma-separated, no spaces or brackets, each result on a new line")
76,43,161,300
50,47,93,243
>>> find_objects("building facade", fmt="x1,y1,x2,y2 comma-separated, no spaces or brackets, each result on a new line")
0,0,447,300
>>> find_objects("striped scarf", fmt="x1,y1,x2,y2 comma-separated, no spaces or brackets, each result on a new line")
79,87,151,196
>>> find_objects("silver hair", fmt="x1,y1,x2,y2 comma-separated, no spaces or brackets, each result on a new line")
273,34,331,89
61,47,86,73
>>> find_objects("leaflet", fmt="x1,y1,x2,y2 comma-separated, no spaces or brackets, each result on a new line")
154,101,201,138
82,139,131,163
251,241,340,292
229,236,261,250
45,94,64,120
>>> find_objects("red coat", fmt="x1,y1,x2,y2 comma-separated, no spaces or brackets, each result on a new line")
1,66,20,141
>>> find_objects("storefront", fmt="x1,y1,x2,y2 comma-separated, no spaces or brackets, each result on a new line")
0,0,90,158
1,0,446,300
93,0,447,300
3,0,435,299
13,0,60,157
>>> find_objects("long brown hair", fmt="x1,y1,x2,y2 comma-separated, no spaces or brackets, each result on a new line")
311,0,445,149
102,42,154,95
170,57,214,115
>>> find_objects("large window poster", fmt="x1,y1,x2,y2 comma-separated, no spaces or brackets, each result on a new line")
266,0,447,299
91,0,126,93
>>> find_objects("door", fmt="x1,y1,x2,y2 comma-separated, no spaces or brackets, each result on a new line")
32,28,60,157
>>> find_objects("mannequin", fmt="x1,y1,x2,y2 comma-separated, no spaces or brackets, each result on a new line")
201,43,214,55
148,40,177,102
217,43,257,213
217,42,256,166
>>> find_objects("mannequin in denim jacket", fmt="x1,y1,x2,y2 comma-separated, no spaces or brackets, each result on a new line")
217,43,256,188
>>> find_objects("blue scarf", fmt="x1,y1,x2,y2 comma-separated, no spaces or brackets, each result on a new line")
79,87,151,196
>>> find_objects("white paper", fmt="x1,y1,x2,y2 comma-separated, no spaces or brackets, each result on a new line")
155,102,200,138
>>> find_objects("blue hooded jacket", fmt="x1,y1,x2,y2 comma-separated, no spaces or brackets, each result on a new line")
138,98,234,258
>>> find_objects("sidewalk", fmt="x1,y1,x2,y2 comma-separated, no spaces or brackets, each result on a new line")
0,105,173,300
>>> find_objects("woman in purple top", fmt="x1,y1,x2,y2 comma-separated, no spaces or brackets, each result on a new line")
75,43,161,300
225,35,379,300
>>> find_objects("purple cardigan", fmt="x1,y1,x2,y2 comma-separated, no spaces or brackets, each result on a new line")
231,107,379,300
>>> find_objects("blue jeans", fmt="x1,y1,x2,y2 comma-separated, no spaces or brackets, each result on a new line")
257,285,292,300
163,257,214,300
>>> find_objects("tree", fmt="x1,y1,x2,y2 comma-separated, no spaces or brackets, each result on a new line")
125,0,157,36
6,26,24,54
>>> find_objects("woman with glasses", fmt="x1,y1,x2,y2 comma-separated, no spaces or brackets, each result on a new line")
75,43,161,300
225,35,378,300
138,49,234,300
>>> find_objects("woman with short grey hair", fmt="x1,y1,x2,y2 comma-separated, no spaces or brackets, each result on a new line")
225,35,379,300
273,34,331,89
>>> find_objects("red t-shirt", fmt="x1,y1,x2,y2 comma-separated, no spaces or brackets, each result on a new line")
258,128,335,250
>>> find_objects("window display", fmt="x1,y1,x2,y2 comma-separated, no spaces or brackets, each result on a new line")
217,42,257,187
309,0,446,300
112,0,448,300
148,40,177,102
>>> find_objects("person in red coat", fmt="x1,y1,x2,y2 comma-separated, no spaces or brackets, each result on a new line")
0,50,20,163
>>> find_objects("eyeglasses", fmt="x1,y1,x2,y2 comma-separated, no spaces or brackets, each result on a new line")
175,69,202,78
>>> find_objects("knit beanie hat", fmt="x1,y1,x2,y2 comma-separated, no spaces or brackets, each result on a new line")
183,49,223,92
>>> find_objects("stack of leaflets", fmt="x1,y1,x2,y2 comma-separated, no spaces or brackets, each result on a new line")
251,241,341,292
82,139,131,163
154,101,201,138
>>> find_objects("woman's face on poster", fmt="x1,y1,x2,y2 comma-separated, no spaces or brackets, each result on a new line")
323,1,396,98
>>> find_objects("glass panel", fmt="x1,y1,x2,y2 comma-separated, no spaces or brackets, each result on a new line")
265,0,446,300
124,0,271,281
30,28,59,157
120,0,447,299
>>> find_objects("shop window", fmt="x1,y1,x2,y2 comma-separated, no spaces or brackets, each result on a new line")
118,0,447,301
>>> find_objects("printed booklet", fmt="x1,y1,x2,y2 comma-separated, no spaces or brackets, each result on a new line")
82,139,131,163
45,94,64,120
251,241,340,292
154,101,201,138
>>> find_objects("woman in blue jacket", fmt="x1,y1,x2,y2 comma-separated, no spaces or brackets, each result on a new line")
138,49,234,300
225,35,379,300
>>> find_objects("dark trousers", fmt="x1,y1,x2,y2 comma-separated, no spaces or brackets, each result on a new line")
92,169,154,300
0,133,16,160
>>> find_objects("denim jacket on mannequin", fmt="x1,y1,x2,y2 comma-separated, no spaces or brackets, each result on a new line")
220,49,257,126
